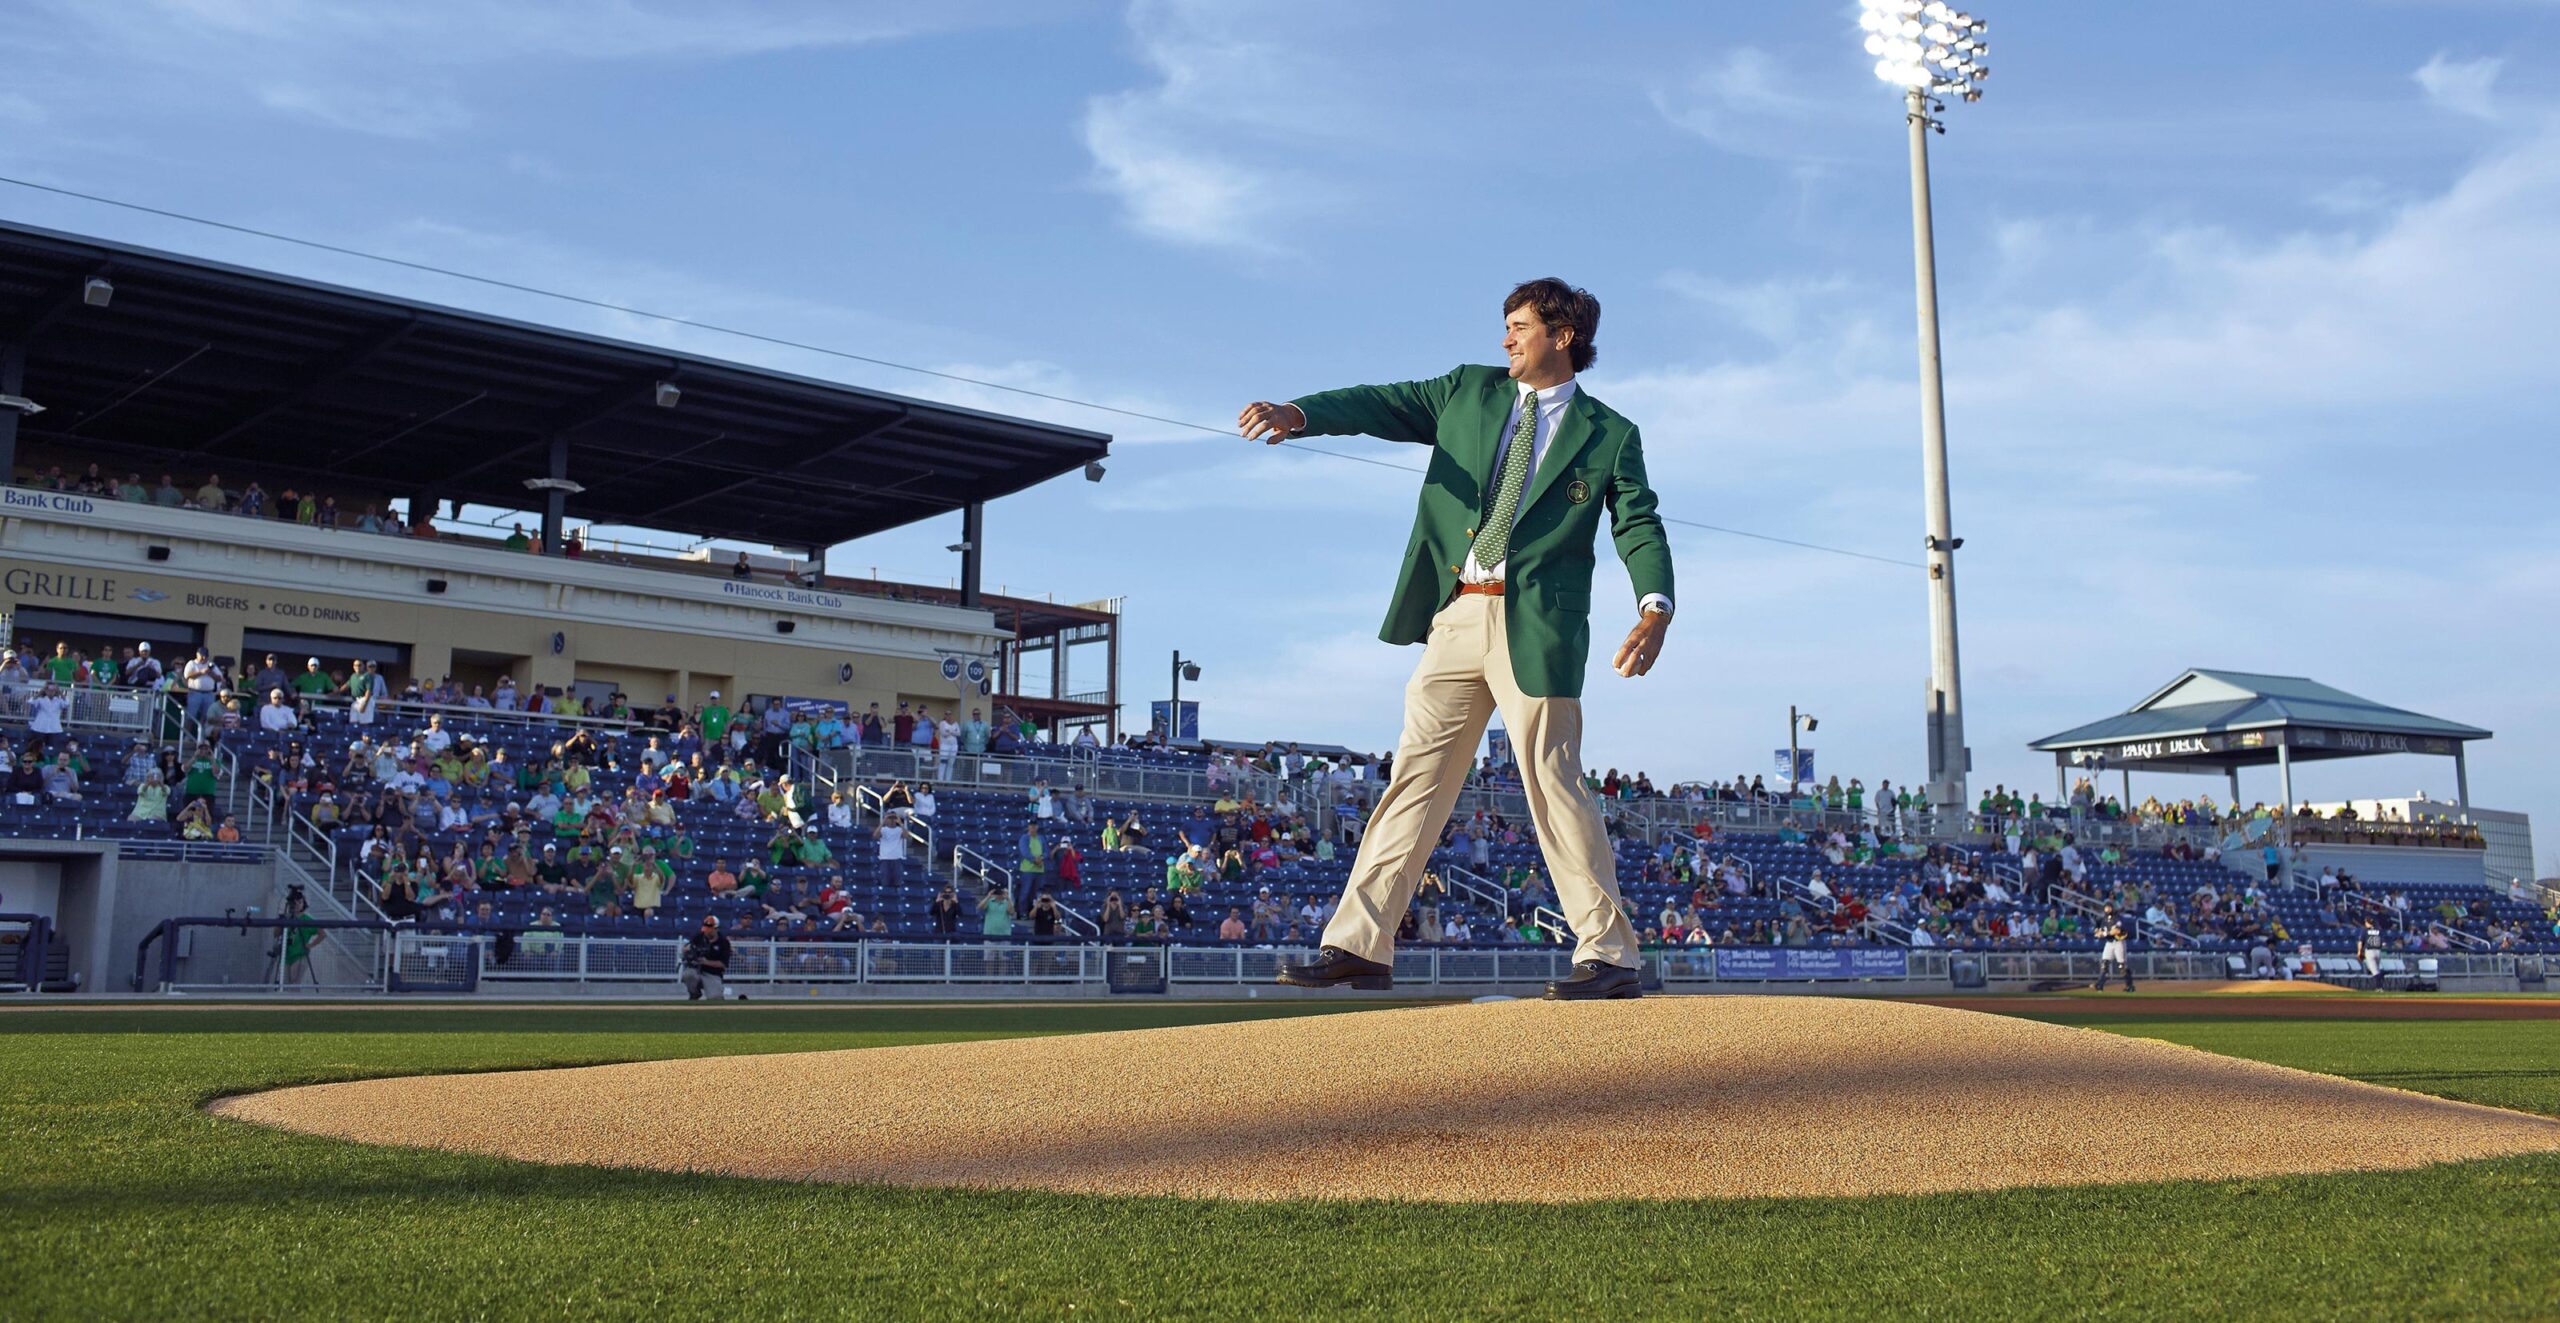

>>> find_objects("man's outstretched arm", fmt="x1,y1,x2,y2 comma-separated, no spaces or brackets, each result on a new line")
1238,366,1469,447
1608,427,1675,679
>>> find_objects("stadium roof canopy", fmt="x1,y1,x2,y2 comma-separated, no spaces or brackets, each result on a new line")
2030,669,2490,796
0,219,1111,550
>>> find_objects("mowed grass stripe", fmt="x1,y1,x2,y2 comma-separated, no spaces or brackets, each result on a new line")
0,1005,2554,1321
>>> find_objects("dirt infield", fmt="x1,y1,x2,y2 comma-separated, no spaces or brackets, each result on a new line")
209,997,2560,1203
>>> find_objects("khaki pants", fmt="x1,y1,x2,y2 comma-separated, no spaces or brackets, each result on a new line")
1319,592,1639,968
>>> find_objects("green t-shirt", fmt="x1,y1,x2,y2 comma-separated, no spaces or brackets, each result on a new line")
42,656,81,683
183,757,218,797
284,918,320,965
292,670,332,695
701,705,732,741
504,531,531,552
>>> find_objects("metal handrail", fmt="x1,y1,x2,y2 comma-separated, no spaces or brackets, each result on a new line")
2428,920,2493,953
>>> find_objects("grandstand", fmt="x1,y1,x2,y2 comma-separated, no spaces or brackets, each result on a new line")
0,220,2550,997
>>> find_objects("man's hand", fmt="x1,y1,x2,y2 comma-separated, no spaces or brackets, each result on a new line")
1613,610,1670,678
1238,401,1305,444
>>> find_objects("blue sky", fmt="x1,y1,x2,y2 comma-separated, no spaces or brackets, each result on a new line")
3,0,2555,873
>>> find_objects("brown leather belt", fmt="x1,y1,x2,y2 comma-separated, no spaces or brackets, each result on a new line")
1453,580,1505,597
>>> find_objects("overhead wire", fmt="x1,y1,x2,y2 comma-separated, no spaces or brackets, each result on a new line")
0,173,1920,569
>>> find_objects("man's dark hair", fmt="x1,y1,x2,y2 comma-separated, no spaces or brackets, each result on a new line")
1503,278,1601,372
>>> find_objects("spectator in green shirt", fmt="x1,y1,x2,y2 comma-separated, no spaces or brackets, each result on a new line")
180,747,220,811
282,916,324,985
291,658,333,697
700,692,732,743
503,524,532,552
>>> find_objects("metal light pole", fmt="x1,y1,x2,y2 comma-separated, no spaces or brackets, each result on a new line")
1169,651,1200,745
1789,706,1819,793
1858,0,1987,818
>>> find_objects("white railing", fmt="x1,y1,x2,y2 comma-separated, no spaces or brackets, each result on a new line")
2427,920,2492,953
1440,863,1570,943
953,843,1008,901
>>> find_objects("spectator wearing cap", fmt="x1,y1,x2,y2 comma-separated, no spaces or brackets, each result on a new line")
908,705,934,755
249,654,289,700
699,690,732,744
180,649,223,724
893,702,915,747
257,689,299,734
125,643,163,689
290,658,332,700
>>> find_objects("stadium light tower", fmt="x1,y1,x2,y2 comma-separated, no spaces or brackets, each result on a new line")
1857,0,1987,820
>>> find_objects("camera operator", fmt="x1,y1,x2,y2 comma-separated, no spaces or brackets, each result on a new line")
681,914,735,1002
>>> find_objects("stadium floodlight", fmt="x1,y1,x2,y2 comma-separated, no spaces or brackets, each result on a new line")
653,380,681,409
1859,0,1986,101
83,277,114,308
0,394,43,416
1855,0,1988,818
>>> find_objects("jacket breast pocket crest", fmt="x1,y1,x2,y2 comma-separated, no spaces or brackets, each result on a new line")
1565,478,1591,505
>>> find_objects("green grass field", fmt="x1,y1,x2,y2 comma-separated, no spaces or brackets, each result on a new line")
5,999,2557,1321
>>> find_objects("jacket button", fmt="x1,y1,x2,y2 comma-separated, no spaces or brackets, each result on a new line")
1466,528,1475,538
1449,565,1460,573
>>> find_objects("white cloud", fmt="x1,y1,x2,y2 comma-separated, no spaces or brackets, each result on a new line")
2414,52,2503,120
1079,0,1347,255
26,0,984,138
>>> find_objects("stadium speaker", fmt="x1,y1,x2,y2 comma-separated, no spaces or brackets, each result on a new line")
775,620,796,635
145,545,171,562
425,578,448,594
837,662,854,684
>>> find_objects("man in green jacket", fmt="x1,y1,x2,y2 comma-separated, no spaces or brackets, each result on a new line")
1240,278,1673,1001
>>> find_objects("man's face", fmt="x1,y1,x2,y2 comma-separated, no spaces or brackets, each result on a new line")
1502,304,1574,383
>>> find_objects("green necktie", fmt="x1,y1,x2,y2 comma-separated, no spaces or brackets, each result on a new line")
1472,388,1541,574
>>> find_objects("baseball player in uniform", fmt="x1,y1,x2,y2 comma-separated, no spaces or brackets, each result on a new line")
2358,921,2384,985
2093,907,2135,992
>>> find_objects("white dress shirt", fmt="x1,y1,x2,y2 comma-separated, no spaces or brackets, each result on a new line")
1461,378,1672,616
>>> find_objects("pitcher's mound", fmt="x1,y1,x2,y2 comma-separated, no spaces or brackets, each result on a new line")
210,998,2560,1202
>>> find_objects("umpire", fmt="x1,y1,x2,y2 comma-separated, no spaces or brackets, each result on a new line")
681,914,735,1002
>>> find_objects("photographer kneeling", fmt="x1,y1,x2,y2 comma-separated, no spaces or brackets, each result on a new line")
681,914,738,1002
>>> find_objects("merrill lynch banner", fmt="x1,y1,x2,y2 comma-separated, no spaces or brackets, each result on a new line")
1710,947,1909,980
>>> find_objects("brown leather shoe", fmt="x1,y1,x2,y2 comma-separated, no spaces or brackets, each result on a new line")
1544,960,1642,1001
1276,946,1394,990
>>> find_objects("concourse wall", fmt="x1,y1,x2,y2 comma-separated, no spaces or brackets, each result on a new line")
0,486,996,718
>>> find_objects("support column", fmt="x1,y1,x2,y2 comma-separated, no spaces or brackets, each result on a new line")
2276,743,2295,850
0,343,22,483
2121,769,2132,805
2454,747,2470,810
2226,766,2241,810
959,502,984,609
2053,761,2066,802
540,433,568,556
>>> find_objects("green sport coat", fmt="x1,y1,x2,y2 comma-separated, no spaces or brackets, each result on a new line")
1290,364,1674,700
